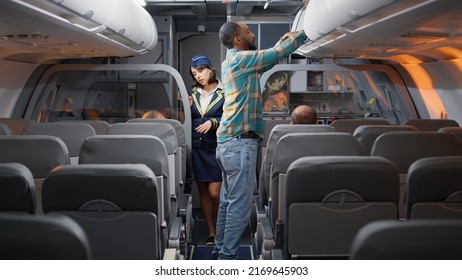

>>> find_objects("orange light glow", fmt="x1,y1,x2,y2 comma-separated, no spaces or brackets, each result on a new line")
402,64,445,118
434,47,462,60
384,54,423,65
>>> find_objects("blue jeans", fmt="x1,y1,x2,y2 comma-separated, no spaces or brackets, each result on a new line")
213,138,258,260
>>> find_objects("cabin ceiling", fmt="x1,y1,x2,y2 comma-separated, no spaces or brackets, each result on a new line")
145,0,305,33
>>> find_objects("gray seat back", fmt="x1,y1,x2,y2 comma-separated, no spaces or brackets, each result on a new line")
350,220,462,260
0,135,70,178
438,126,462,140
23,122,96,164
58,120,110,135
79,135,170,229
108,122,177,154
285,156,399,259
0,118,35,135
371,131,462,218
331,118,390,134
261,119,291,148
404,118,459,131
107,122,180,212
270,132,362,227
128,118,192,191
353,125,418,155
128,118,186,148
371,131,462,173
0,213,91,260
0,163,36,214
0,135,70,213
0,124,11,135
406,156,462,219
259,124,335,205
257,119,290,189
42,164,160,259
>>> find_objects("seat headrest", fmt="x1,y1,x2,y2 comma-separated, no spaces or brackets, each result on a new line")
42,164,159,214
0,163,36,213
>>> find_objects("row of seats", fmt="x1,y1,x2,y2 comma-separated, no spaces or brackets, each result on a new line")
0,162,161,259
330,118,459,133
257,123,462,218
350,219,462,260
255,119,462,259
0,118,191,259
270,155,462,259
0,118,110,135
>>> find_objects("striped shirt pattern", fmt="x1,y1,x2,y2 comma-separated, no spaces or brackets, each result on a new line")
217,30,307,143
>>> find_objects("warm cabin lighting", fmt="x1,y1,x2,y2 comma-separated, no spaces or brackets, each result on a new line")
403,64,445,118
434,46,462,60
385,54,423,65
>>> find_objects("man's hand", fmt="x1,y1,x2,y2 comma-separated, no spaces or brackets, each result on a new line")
280,31,299,41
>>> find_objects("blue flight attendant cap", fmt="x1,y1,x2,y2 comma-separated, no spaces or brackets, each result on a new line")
191,55,212,67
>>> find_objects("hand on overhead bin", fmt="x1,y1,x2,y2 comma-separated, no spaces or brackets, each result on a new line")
280,31,299,41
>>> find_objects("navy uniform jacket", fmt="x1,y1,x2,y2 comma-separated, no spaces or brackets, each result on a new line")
190,87,224,151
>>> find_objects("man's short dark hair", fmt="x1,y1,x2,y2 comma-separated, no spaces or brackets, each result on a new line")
219,21,241,49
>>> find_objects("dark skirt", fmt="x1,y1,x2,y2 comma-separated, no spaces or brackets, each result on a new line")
191,147,222,182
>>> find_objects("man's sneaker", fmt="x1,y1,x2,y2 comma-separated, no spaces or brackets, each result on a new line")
205,236,215,246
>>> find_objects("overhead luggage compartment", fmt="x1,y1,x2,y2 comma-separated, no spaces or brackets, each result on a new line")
295,0,462,61
0,0,157,62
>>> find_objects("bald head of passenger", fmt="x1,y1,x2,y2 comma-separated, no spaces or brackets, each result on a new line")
290,105,317,125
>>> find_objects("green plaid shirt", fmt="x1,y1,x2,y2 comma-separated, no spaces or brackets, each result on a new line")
217,30,307,143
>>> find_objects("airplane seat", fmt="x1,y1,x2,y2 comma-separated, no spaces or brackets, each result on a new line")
127,118,187,191
438,126,462,140
406,156,462,219
371,131,462,218
22,122,96,164
258,119,291,180
0,135,70,214
330,118,390,134
255,124,335,256
258,124,335,207
0,118,36,135
0,213,91,260
106,122,191,251
258,132,361,259
0,124,11,135
127,118,192,243
350,219,462,260
0,163,36,214
106,123,180,210
280,156,399,259
404,119,459,131
42,164,161,260
58,120,110,135
78,134,178,255
353,125,418,155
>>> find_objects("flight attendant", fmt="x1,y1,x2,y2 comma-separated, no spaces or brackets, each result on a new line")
189,55,224,246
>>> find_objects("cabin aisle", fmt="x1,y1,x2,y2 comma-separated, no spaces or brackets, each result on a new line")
188,208,256,260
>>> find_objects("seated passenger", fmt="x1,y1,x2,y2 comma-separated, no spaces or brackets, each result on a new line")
290,105,317,124
142,110,166,119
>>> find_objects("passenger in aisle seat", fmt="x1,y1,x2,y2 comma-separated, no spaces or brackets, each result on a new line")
142,110,166,119
290,105,317,124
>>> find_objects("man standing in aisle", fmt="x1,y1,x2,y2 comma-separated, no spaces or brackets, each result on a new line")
213,20,307,260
